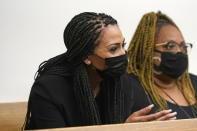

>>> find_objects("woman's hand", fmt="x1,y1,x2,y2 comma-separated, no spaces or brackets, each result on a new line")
125,104,177,123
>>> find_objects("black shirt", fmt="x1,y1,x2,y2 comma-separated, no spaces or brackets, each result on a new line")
26,65,197,130
128,73,197,119
26,67,134,129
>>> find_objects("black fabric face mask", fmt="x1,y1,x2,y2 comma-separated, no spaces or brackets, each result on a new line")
96,54,128,79
154,49,188,78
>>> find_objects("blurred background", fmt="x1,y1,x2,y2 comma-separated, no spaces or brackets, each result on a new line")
0,0,197,102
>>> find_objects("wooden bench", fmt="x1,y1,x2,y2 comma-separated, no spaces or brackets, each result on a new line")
27,118,197,131
0,102,27,131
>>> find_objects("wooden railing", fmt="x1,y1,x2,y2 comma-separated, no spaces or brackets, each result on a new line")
30,119,197,131
0,102,27,131
1,102,197,131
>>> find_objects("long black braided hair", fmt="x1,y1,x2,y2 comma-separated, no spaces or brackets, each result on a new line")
23,12,125,129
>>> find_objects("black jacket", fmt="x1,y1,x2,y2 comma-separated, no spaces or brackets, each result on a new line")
25,63,134,129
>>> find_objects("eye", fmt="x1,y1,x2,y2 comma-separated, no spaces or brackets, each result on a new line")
166,42,176,50
109,47,117,53
181,43,188,50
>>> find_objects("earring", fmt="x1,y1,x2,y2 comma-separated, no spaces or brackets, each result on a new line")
87,60,91,65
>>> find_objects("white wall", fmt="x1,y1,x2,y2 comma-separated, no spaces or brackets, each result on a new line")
0,0,197,102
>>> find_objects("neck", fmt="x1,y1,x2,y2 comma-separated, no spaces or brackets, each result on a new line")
154,74,178,90
87,65,102,97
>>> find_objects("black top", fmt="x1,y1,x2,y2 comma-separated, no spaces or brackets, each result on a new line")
26,65,134,129
26,63,197,130
128,73,197,119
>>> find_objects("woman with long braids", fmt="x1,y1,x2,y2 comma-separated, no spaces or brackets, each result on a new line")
127,11,197,120
24,12,175,130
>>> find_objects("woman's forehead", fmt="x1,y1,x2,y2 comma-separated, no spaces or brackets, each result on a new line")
96,25,124,47
156,25,184,44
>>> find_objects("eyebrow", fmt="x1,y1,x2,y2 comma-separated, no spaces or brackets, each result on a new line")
180,41,186,45
169,40,185,44
155,40,185,47
106,38,125,47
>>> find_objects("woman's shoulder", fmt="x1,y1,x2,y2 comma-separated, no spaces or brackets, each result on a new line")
127,73,140,80
189,73,197,91
120,73,145,95
189,73,197,81
36,62,74,88
127,73,143,88
121,73,141,83
120,73,140,90
37,71,73,89
30,68,75,104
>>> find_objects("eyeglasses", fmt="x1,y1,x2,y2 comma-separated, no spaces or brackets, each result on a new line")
155,41,193,54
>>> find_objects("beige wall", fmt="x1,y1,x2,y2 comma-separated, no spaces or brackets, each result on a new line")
0,0,197,102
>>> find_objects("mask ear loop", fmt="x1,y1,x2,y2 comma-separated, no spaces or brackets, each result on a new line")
153,49,163,75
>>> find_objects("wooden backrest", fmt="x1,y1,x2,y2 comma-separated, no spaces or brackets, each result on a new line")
27,118,197,131
0,102,27,131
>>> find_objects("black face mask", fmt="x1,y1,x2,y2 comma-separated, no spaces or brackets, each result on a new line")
96,54,128,79
154,49,188,78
